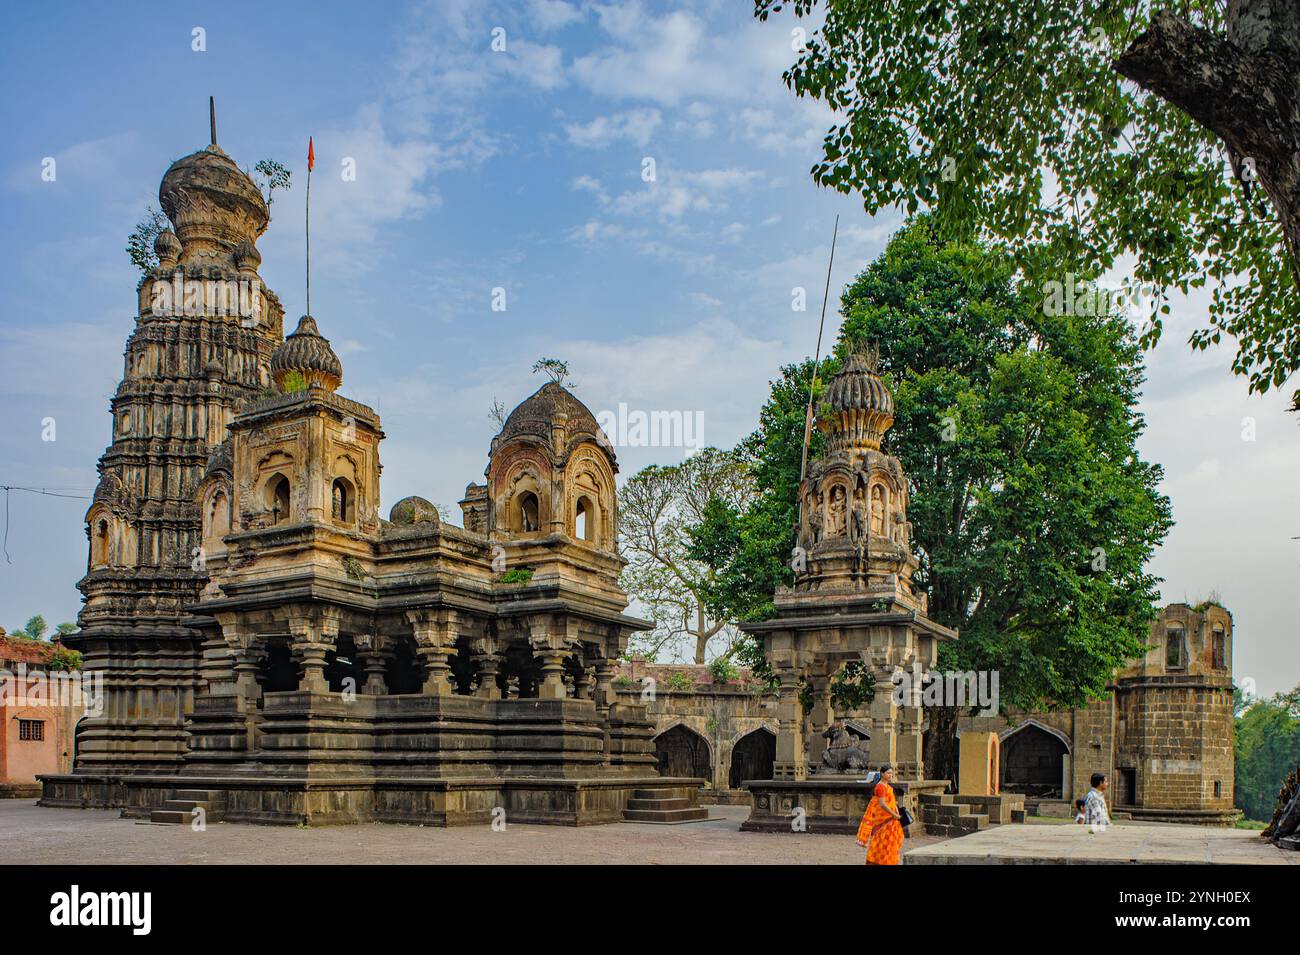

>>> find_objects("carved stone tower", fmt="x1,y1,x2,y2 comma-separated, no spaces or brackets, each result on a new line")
72,128,284,774
742,347,956,781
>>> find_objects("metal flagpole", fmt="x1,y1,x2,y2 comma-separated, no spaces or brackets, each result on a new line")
306,137,313,316
800,214,840,483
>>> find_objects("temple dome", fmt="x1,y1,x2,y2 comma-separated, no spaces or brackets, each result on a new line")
270,315,342,392
389,496,440,526
153,228,181,267
498,381,606,448
818,348,895,451
158,144,269,262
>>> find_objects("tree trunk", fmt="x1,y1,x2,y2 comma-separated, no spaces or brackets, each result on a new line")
924,706,960,786
1114,2,1300,267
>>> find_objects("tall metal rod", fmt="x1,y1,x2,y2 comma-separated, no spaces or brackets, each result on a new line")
799,215,840,483
306,138,313,317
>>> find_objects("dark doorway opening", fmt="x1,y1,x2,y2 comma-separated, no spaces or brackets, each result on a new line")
654,724,711,781
729,728,776,788
1001,723,1068,798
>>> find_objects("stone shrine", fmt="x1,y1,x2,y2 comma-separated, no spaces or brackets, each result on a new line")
39,125,703,826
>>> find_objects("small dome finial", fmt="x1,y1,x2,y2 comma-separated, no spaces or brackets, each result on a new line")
269,315,343,392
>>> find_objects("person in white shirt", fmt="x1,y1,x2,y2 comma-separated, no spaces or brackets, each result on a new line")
1083,772,1111,831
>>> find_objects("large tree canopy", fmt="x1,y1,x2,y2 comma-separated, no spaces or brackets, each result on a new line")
619,447,753,663
696,220,1172,773
756,0,1300,404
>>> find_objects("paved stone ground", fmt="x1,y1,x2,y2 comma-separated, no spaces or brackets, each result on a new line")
908,819,1296,865
0,801,945,865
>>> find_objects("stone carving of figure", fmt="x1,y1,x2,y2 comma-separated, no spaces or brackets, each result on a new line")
806,490,823,545
332,484,344,521
850,484,867,543
870,484,886,537
827,485,848,538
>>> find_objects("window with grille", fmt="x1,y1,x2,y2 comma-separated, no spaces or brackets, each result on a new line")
18,719,44,741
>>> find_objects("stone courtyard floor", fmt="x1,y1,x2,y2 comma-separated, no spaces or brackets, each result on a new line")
0,802,944,865
1,800,1291,865
908,818,1296,865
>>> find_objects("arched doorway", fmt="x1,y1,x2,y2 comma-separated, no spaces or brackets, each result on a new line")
1001,722,1069,798
654,724,711,781
729,728,776,788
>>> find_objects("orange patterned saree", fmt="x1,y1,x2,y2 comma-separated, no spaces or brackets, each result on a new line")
856,781,903,866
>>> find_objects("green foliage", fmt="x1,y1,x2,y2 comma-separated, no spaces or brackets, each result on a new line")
707,657,740,685
278,370,308,394
621,447,753,663
499,568,534,585
612,675,634,688
1234,685,1300,823
665,671,696,693
126,207,169,275
11,614,49,641
47,647,83,672
252,159,292,207
55,622,78,636
532,358,572,386
755,1,1299,404
694,221,1171,726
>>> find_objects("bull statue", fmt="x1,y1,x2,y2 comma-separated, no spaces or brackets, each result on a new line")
820,720,871,773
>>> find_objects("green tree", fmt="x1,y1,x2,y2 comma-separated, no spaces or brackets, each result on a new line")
695,221,1172,778
9,614,74,641
620,447,753,663
1234,685,1300,822
756,1,1300,405
126,206,169,275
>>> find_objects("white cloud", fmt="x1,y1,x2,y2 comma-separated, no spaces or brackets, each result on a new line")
529,0,583,31
565,108,662,148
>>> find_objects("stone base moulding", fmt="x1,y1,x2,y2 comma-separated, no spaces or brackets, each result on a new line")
739,777,948,835
38,772,705,827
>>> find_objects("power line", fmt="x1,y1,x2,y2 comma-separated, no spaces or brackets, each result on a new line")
0,485,93,565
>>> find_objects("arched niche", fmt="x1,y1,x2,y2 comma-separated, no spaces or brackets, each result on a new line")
331,476,355,525
264,473,292,525
503,466,545,534
565,446,616,547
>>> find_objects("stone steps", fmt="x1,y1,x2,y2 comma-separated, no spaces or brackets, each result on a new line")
623,788,709,824
917,792,990,838
148,789,225,825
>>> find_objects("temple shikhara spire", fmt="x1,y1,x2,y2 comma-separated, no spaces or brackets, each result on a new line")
42,114,708,827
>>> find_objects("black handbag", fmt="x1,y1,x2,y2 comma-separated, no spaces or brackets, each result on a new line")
898,804,913,837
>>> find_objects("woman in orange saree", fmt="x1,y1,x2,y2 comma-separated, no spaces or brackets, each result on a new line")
855,765,904,865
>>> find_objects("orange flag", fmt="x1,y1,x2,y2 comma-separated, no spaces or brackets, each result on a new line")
307,137,315,172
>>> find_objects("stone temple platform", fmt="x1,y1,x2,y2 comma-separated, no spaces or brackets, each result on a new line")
906,821,1297,865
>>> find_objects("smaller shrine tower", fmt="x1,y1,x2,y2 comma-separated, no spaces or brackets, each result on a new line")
743,347,956,781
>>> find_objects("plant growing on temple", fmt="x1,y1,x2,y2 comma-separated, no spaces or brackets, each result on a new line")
756,0,1300,407
532,358,573,387
499,567,534,585
252,159,292,208
126,206,169,274
619,447,753,664
693,220,1172,779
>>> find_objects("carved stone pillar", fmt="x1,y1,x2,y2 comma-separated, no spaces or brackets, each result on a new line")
807,676,834,769
471,642,502,700
233,644,266,706
773,667,806,780
408,609,459,697
593,656,616,716
575,664,594,701
868,666,899,769
527,614,576,701
288,609,338,694
355,635,392,696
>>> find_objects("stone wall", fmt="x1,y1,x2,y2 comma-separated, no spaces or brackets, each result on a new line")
613,662,777,802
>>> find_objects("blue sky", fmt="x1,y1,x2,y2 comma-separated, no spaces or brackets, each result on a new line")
1,1,1296,692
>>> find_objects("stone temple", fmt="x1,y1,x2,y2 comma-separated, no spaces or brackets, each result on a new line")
39,130,704,826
